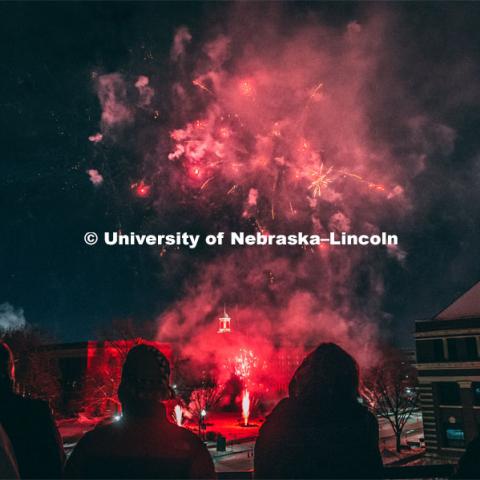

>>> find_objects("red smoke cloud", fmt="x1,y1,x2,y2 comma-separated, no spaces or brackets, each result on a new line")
89,6,459,397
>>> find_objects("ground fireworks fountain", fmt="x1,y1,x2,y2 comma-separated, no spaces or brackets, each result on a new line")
241,389,250,427
173,404,183,427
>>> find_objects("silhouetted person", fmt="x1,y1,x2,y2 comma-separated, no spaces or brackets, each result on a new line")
65,344,215,479
255,343,383,479
0,342,65,478
455,434,480,479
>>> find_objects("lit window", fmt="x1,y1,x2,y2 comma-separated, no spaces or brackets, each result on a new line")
443,426,465,448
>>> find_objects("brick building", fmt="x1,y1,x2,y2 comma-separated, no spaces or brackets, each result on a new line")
415,282,480,458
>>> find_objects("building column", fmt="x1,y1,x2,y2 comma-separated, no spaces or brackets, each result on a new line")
458,381,478,444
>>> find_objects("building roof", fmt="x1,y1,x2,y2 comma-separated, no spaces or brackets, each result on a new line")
434,281,480,320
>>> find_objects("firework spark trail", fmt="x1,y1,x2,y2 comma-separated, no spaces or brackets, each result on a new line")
200,176,215,190
337,170,386,192
226,184,238,195
192,79,215,96
307,164,334,198
166,101,393,212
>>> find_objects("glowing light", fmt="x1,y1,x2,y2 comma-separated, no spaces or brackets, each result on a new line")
173,405,183,426
242,389,250,426
131,181,151,198
200,409,207,418
113,414,122,422
186,164,205,180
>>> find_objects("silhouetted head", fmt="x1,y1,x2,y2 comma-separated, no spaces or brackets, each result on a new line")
118,344,173,418
0,342,15,393
289,343,359,407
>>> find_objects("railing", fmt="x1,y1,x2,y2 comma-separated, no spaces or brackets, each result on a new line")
217,464,456,479
383,464,455,479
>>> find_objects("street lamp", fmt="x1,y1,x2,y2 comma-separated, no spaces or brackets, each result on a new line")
199,409,207,439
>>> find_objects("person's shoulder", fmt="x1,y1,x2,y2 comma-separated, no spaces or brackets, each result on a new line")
88,420,120,439
362,406,379,423
178,425,203,445
177,425,206,446
355,404,379,430
266,397,291,419
259,397,291,433
73,421,119,451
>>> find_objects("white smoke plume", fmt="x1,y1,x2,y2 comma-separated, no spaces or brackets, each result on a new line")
171,26,192,61
135,75,155,108
0,303,26,331
96,73,133,130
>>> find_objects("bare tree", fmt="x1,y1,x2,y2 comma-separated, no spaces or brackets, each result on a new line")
363,348,418,452
82,319,147,418
1,326,61,410
189,386,222,420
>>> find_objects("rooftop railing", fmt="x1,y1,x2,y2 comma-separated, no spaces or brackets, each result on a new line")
217,464,456,479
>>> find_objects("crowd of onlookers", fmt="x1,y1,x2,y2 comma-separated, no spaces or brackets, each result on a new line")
1,341,479,479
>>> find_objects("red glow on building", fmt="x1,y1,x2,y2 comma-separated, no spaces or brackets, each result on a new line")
84,339,172,418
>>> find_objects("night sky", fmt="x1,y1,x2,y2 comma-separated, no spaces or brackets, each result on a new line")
1,2,480,345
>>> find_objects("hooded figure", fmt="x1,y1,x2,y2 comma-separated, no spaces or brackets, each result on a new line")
65,344,215,479
254,343,383,479
0,342,65,478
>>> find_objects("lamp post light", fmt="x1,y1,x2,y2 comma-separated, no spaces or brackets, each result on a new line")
199,408,207,440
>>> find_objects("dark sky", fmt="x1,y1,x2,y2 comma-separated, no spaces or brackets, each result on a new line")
1,2,480,344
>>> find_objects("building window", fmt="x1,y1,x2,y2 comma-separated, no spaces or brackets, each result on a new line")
416,339,445,362
447,337,478,361
473,382,480,406
443,425,465,448
437,382,461,406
